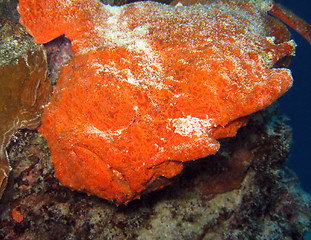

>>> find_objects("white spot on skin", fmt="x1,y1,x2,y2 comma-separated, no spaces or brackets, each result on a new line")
170,115,214,137
85,124,125,140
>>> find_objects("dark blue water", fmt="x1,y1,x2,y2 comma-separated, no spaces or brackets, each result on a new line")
275,0,311,194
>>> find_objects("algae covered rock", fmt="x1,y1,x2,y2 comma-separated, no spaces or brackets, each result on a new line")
0,6,52,198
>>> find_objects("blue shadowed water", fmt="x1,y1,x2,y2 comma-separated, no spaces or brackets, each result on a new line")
275,0,311,194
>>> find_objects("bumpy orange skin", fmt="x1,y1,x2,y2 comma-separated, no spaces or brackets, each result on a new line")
18,0,295,204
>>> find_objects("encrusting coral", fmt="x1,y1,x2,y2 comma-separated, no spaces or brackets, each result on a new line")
17,0,307,204
0,12,52,199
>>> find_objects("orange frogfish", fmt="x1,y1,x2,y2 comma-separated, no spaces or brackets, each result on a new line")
18,0,304,205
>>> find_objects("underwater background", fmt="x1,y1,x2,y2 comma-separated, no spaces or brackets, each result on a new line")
0,1,310,239
277,0,311,194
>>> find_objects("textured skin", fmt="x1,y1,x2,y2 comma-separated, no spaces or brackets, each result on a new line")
18,0,295,204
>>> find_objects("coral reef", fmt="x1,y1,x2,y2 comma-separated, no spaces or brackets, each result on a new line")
0,2,52,199
0,0,310,238
0,105,310,239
